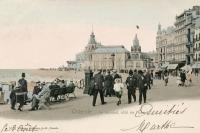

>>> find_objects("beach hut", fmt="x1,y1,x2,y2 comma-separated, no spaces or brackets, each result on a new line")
0,82,12,104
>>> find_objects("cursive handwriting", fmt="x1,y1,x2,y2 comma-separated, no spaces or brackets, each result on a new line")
1,123,58,133
121,119,194,133
135,103,188,117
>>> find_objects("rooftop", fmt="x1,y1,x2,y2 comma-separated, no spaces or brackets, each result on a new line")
94,45,129,54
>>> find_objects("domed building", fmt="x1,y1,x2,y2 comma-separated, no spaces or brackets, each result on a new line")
68,31,153,71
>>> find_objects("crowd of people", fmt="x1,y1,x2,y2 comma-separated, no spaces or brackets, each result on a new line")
154,68,194,87
176,69,192,87
8,67,197,111
89,69,153,106
9,73,76,111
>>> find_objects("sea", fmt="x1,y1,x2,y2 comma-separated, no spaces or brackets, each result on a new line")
0,69,53,103
0,69,57,82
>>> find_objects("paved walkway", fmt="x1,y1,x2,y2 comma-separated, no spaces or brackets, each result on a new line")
0,74,200,120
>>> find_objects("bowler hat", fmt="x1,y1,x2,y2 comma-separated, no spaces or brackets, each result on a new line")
138,70,143,74
22,73,25,77
129,70,133,75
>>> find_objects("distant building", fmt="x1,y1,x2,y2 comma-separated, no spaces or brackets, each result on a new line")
194,18,200,62
156,24,176,66
67,31,154,71
126,34,152,70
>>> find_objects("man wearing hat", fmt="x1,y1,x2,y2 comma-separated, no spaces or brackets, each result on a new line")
92,69,106,106
144,70,152,90
138,70,148,105
104,70,114,97
18,73,28,92
33,81,42,95
17,72,28,111
126,70,138,104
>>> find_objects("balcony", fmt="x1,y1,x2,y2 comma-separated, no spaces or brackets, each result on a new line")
193,58,200,62
185,52,194,56
194,47,200,51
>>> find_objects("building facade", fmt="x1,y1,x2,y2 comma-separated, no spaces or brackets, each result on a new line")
156,25,176,66
194,22,200,62
91,45,129,71
68,32,154,71
156,6,200,67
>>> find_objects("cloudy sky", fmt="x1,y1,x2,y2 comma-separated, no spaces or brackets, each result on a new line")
0,0,199,69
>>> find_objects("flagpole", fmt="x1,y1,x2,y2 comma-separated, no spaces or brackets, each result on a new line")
136,25,139,39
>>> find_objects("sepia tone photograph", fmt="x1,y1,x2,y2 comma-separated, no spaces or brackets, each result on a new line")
0,0,200,133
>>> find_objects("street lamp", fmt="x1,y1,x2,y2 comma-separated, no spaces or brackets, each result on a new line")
111,53,115,70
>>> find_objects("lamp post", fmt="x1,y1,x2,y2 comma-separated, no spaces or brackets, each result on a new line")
111,53,115,70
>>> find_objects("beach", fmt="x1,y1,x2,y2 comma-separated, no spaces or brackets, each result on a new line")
0,69,85,91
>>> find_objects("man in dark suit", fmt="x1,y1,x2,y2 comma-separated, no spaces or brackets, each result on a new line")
126,70,138,104
17,73,28,111
92,70,106,106
33,81,42,95
144,70,151,89
138,70,148,105
18,73,28,92
104,70,114,97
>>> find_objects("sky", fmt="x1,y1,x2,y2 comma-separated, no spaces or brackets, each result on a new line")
0,0,199,69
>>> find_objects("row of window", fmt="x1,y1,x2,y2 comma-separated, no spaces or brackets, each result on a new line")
194,52,200,60
175,35,187,44
160,53,185,61
160,44,186,53
195,33,200,41
194,42,200,49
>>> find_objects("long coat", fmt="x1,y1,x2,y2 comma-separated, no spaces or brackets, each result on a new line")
94,73,104,90
180,72,186,82
145,73,151,84
104,74,114,89
18,78,27,92
138,75,147,90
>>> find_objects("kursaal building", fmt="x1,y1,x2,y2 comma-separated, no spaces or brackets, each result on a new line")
67,31,155,71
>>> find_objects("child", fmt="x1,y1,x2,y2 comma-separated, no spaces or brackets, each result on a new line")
113,78,124,106
10,84,16,110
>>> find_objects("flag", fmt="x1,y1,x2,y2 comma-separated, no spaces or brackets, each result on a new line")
136,25,139,29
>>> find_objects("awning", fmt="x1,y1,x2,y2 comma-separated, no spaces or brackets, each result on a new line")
160,64,168,69
167,64,178,70
181,65,192,71
192,62,200,69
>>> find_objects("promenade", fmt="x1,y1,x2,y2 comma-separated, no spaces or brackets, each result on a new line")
0,73,200,120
